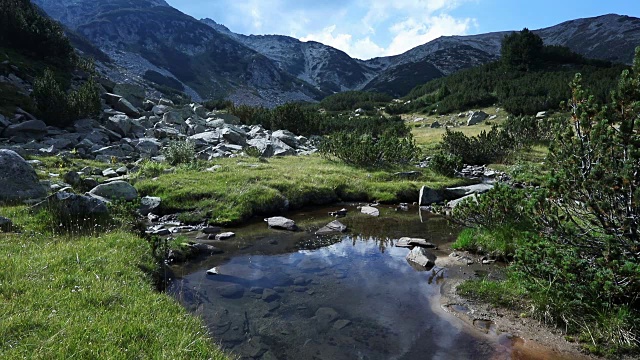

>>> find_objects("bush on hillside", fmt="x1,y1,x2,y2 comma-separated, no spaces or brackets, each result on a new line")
31,69,101,127
319,131,420,168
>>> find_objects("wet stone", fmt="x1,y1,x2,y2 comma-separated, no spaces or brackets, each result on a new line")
293,286,308,292
215,232,235,240
216,284,244,298
250,286,264,294
315,307,339,326
262,288,279,302
333,319,351,330
202,226,221,234
361,206,380,217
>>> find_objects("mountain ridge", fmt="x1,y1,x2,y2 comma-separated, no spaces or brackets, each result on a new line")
32,0,640,104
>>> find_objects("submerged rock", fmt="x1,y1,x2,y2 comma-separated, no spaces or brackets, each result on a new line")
265,216,298,231
216,284,244,298
315,307,339,326
398,237,436,248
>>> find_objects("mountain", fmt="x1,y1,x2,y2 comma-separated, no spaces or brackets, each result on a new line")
32,0,640,104
201,18,380,93
33,0,322,106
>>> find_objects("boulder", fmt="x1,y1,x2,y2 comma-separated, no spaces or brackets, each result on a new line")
88,181,138,202
2,120,48,139
138,196,161,215
112,83,145,108
163,111,185,125
418,186,444,206
113,98,140,118
467,111,488,126
445,183,494,198
430,121,441,128
105,115,133,137
315,220,347,235
220,126,246,146
44,191,109,218
246,138,274,158
406,247,436,270
398,237,436,248
271,130,298,148
360,206,379,217
0,216,13,232
215,232,235,240
0,149,47,203
266,216,298,231
63,171,81,187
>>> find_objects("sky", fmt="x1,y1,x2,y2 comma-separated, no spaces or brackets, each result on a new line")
165,0,640,60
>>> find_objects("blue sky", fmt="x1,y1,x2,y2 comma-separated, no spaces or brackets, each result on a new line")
165,0,640,60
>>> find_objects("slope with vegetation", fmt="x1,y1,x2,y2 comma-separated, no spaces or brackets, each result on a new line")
446,50,640,356
388,29,626,116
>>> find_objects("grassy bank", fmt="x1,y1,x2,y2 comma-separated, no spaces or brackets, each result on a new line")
0,206,227,359
134,155,461,225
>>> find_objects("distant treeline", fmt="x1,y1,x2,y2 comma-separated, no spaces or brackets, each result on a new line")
388,29,626,115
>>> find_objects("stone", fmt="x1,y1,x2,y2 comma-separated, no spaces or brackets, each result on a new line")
467,111,489,126
102,168,118,178
106,115,133,137
315,220,347,235
360,206,379,217
315,307,339,326
63,171,81,187
163,111,185,125
0,149,47,203
333,319,351,330
266,216,298,231
112,83,145,108
206,267,218,275
215,232,235,240
0,216,13,232
135,138,161,156
43,192,109,218
536,111,547,119
202,226,222,234
399,237,436,248
88,181,138,202
418,186,444,206
406,247,436,270
113,98,140,118
445,183,494,198
430,121,441,128
189,131,220,144
138,196,161,215
246,138,274,157
220,126,246,146
447,194,478,209
190,243,223,254
216,284,244,298
2,120,48,139
395,238,413,248
262,288,279,302
271,130,298,148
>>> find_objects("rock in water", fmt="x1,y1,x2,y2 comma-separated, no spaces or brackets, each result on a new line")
215,232,235,240
406,247,437,270
418,186,444,206
0,149,47,204
265,216,298,231
399,237,436,248
315,220,347,235
88,181,138,202
360,206,379,217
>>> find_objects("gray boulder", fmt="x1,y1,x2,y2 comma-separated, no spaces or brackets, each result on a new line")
138,196,161,215
315,220,347,235
113,98,140,118
2,120,48,139
445,183,493,198
88,181,138,202
45,191,109,218
361,206,379,217
221,126,246,146
246,138,274,158
467,111,488,126
112,83,145,108
0,149,47,203
418,186,444,206
0,216,13,232
63,171,82,187
406,247,436,270
272,130,298,148
105,115,133,137
266,216,298,231
163,111,185,126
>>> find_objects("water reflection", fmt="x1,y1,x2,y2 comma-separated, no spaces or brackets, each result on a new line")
168,206,516,359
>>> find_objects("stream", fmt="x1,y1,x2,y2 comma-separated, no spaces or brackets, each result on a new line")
166,205,551,359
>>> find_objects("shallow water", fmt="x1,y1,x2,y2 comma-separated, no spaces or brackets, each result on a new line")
167,205,534,359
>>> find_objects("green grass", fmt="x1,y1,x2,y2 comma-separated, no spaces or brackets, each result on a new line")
134,155,462,225
457,277,526,309
0,206,228,359
451,227,520,259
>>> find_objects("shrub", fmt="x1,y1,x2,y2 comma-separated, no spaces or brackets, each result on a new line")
162,140,195,165
32,69,101,127
428,152,463,177
319,131,420,168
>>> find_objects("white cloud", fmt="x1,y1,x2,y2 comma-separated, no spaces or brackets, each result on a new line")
385,14,476,55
